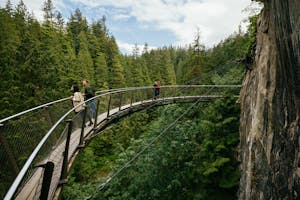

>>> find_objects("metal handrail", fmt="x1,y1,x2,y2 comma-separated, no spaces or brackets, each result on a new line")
0,97,72,124
0,85,241,125
0,88,132,124
3,84,241,200
0,89,126,124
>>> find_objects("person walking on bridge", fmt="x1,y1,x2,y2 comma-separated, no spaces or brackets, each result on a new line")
153,81,160,99
71,84,93,126
82,80,97,119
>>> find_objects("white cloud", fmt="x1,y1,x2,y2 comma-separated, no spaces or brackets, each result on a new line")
117,40,157,55
68,0,260,47
112,13,131,20
0,0,262,48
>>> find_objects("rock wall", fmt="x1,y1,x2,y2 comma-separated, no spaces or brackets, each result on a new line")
239,0,300,199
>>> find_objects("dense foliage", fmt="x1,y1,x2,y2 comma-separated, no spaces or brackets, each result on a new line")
0,0,255,119
63,97,240,200
1,0,175,119
0,0,259,198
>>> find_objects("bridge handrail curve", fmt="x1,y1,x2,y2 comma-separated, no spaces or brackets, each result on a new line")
3,84,241,200
0,89,130,124
0,97,71,124
0,85,241,125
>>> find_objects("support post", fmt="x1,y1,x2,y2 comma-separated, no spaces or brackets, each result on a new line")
0,124,19,176
130,91,133,108
107,95,111,118
118,92,123,111
141,90,143,104
38,161,54,200
60,120,72,183
79,108,87,148
93,99,100,131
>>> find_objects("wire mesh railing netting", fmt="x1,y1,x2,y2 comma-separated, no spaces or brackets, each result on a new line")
1,85,241,200
0,100,72,199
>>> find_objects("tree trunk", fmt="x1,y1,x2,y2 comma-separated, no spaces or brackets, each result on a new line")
239,0,300,199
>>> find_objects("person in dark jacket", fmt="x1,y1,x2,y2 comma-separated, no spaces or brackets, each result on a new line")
82,80,97,118
71,84,93,126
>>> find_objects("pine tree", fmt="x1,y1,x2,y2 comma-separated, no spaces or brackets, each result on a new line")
142,42,149,54
139,57,152,85
42,0,54,23
173,47,189,84
67,8,88,55
129,44,144,86
56,33,77,91
94,53,108,89
109,54,125,88
54,11,64,30
0,8,21,118
147,50,162,83
5,0,13,15
158,49,176,85
76,31,94,83
106,36,125,88
91,19,108,53
184,31,205,83
14,0,29,35
140,44,154,85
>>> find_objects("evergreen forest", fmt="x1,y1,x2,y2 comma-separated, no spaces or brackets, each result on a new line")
0,0,258,199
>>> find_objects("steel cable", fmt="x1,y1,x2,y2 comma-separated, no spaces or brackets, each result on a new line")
87,86,216,199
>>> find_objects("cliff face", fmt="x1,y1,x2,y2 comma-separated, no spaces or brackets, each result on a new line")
239,0,300,199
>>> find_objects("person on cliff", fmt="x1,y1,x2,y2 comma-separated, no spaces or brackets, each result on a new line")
71,84,93,126
82,80,97,119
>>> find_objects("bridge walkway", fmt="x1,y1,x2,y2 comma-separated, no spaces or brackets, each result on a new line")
1,85,240,200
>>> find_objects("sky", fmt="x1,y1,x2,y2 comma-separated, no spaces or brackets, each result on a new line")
0,0,261,54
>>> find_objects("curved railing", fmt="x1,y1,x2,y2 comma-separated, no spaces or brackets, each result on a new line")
1,85,241,200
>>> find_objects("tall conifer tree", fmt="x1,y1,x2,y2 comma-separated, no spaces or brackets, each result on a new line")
77,31,94,83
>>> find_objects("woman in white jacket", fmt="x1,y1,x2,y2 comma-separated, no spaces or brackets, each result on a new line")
71,84,93,126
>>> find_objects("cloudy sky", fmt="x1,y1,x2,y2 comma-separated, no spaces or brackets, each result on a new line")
0,0,261,54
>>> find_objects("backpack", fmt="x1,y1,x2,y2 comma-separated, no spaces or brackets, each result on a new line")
157,82,161,89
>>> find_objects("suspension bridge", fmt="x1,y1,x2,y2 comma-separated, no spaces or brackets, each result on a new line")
0,85,240,200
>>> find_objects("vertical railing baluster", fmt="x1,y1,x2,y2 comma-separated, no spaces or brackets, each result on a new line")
39,161,54,200
0,124,19,176
60,120,72,183
118,92,123,111
79,107,87,148
93,99,100,131
140,90,143,104
107,94,112,118
130,91,133,108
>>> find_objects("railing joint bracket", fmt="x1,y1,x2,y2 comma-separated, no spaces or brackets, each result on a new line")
34,161,49,168
58,178,68,185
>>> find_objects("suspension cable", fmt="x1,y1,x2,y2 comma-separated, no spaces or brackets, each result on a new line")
87,86,216,199
88,61,241,190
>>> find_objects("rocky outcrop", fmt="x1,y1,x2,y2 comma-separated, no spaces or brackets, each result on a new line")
239,0,300,199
